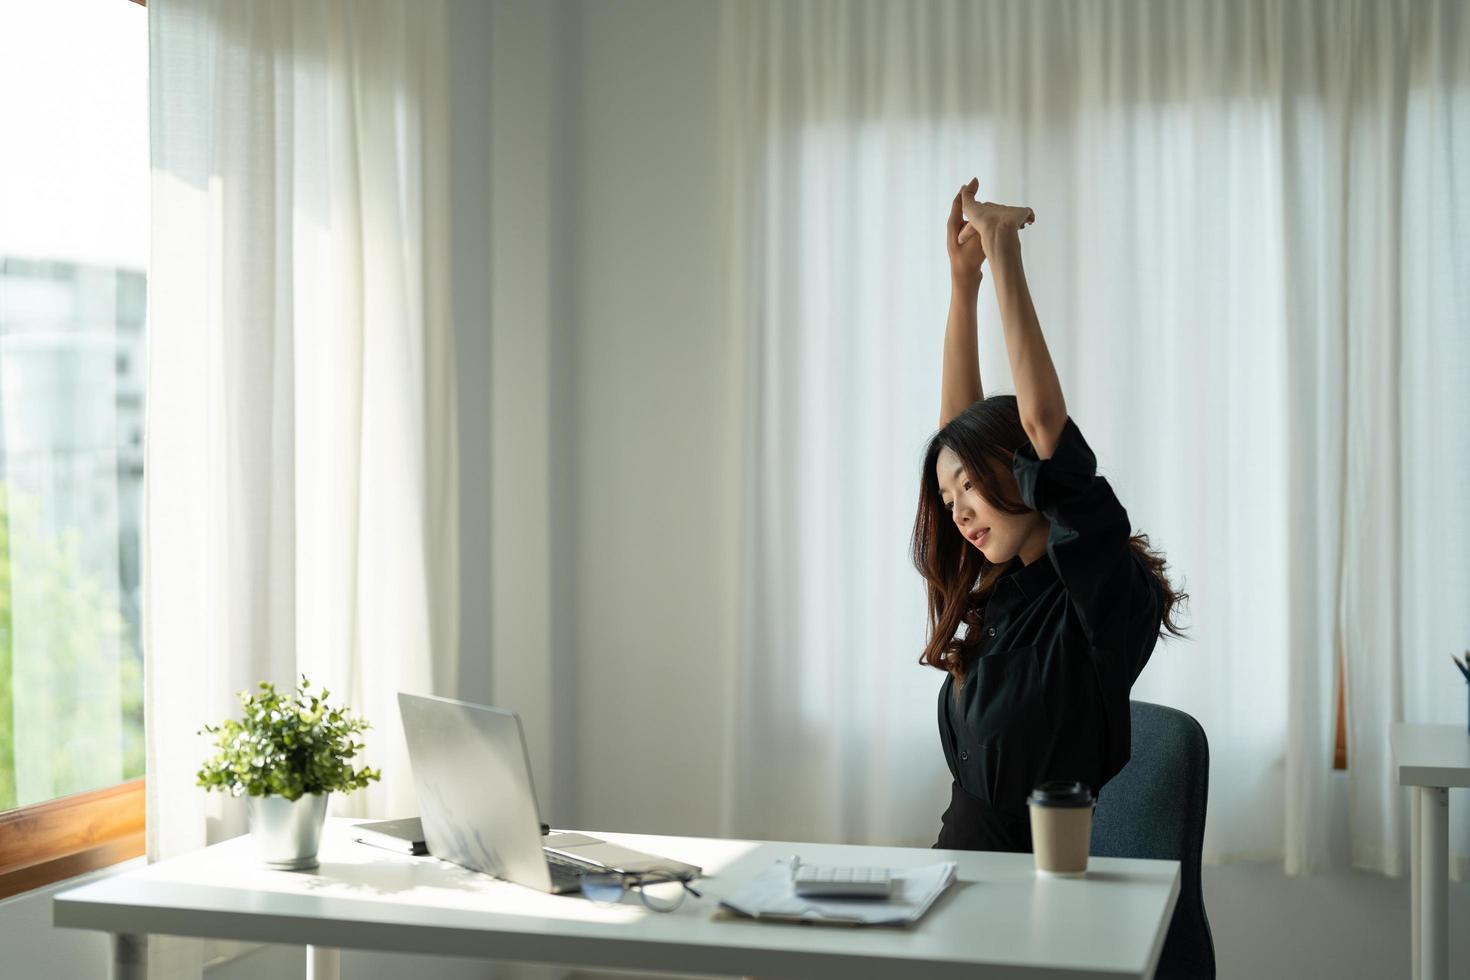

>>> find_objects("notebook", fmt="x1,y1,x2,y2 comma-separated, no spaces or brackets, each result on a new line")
712,855,957,926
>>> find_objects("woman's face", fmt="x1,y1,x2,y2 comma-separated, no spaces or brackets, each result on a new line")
935,445,1034,564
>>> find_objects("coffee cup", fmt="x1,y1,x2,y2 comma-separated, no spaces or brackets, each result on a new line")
1026,780,1095,877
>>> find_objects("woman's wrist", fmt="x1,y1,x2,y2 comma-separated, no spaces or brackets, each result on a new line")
950,270,982,296
979,222,1020,263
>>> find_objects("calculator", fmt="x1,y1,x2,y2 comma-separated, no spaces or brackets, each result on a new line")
788,855,895,898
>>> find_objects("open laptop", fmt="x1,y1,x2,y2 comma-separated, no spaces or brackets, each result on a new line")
397,692,702,894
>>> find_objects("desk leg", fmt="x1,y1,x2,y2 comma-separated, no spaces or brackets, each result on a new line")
1411,786,1420,980
1417,786,1448,980
307,945,341,980
112,933,146,980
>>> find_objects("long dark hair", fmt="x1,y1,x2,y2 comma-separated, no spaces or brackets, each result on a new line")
910,395,1187,690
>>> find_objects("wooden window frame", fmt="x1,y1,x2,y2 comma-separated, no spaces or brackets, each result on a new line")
0,779,145,900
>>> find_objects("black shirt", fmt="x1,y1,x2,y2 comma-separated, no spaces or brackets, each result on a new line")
937,415,1165,823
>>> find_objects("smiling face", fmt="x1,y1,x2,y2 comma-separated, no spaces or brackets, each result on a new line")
935,445,1045,565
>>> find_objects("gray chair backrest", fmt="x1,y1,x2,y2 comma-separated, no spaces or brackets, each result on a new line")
1091,700,1216,980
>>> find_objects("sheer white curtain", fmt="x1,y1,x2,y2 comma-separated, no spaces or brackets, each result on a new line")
145,0,457,970
718,0,1469,875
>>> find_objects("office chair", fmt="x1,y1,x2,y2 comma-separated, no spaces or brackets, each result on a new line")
1090,700,1216,980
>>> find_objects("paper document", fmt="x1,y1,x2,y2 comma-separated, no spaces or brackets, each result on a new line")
713,857,957,926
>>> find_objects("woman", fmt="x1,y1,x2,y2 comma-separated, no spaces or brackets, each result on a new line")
913,179,1187,853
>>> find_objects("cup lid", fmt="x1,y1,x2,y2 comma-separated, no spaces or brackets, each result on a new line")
1026,780,1095,808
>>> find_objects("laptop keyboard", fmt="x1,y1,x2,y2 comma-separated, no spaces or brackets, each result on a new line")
545,850,596,889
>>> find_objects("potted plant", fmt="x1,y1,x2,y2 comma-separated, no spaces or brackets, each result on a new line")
197,675,380,869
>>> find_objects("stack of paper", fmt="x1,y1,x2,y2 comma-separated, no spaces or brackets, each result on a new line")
713,858,958,926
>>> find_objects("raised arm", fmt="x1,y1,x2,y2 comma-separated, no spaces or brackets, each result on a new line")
940,180,986,428
960,189,1067,458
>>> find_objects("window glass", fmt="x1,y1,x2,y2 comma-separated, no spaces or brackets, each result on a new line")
0,0,148,810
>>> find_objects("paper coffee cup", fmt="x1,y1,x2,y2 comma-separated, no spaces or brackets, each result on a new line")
1026,780,1095,877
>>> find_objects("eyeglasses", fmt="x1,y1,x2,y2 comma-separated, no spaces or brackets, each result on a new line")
580,870,703,912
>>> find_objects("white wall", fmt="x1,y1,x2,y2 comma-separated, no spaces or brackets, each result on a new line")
482,0,733,839
452,0,494,711
560,0,732,837
483,0,571,826
0,859,143,979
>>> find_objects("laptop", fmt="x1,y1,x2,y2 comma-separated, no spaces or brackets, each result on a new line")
397,692,702,894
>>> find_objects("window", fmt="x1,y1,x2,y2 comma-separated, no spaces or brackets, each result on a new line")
0,0,148,898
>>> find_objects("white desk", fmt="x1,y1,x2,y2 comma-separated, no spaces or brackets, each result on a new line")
1390,722,1470,980
54,817,1180,980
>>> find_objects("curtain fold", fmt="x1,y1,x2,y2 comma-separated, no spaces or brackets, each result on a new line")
145,0,457,973
720,0,1469,876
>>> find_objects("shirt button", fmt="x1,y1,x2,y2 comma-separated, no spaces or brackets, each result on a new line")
987,627,996,636
960,750,969,762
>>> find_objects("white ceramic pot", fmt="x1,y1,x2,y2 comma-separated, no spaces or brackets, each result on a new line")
246,792,330,870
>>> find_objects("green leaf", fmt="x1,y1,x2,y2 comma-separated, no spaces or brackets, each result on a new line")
195,675,381,798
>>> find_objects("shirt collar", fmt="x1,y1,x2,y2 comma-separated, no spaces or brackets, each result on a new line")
999,553,1058,601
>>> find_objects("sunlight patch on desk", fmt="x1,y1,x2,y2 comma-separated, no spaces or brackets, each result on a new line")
124,820,770,927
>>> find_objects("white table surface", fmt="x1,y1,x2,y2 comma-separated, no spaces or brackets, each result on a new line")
54,817,1181,980
1390,723,1470,787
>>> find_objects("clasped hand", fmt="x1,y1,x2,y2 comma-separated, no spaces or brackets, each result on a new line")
945,177,1035,288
